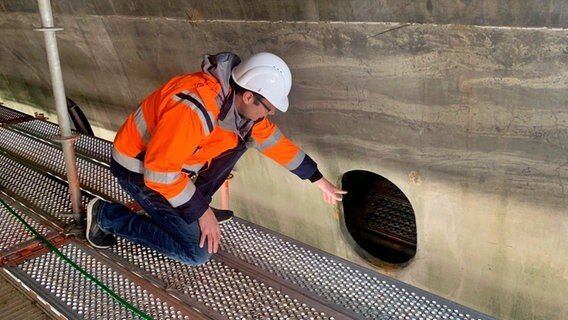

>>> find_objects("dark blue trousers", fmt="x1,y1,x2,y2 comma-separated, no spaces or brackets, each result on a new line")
98,142,247,266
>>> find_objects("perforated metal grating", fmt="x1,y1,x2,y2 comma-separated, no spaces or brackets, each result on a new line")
11,120,112,164
16,242,191,319
0,153,83,224
361,195,416,244
0,105,493,320
0,199,51,251
362,183,417,244
221,221,483,320
110,238,335,320
0,127,130,203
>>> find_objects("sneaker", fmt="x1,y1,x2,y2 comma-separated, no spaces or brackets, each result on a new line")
211,207,234,225
86,198,116,249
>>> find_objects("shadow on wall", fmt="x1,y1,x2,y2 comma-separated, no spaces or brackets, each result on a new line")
341,170,417,265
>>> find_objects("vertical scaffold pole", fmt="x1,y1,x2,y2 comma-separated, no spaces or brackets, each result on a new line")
36,0,82,220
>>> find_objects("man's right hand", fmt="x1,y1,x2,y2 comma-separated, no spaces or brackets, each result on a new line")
198,208,220,253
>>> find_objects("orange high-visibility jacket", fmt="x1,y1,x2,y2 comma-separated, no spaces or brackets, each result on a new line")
112,53,321,222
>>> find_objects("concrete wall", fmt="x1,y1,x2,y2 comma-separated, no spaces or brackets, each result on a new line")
0,1,567,319
2,0,567,27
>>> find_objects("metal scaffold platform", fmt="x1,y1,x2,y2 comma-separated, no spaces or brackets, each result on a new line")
0,103,493,319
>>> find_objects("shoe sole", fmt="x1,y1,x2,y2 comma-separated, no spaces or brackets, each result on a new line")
217,216,233,225
86,198,110,249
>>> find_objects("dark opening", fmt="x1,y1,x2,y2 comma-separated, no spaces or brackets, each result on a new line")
342,170,417,264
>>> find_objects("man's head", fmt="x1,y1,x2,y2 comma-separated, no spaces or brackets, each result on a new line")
231,52,292,121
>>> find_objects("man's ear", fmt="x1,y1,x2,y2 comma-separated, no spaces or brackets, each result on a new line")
242,91,255,104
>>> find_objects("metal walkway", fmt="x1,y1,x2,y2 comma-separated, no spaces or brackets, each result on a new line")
0,103,493,319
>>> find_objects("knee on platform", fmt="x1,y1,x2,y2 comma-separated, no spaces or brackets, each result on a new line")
178,247,212,266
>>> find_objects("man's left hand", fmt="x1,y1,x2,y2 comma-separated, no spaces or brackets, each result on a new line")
314,177,347,205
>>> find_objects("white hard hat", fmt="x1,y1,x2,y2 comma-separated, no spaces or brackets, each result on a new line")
232,52,292,112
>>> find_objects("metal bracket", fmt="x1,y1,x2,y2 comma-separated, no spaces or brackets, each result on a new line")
0,234,70,267
33,27,64,32
0,116,34,127
62,219,85,238
50,133,81,143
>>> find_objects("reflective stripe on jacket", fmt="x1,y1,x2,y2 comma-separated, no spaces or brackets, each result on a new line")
247,118,317,179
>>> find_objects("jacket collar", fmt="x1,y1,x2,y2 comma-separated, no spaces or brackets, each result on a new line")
202,52,253,139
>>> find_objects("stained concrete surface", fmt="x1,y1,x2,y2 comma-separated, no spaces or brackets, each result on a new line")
0,1,567,319
1,0,567,27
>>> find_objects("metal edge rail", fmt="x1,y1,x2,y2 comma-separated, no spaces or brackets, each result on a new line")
5,265,86,319
0,267,67,319
0,103,34,124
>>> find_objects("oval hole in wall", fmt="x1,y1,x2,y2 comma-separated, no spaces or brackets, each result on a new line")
341,170,417,264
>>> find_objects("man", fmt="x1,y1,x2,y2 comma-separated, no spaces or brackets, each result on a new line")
86,52,346,266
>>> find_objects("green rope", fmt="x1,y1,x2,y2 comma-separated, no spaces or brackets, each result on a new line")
0,197,153,320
